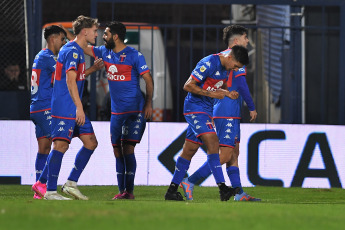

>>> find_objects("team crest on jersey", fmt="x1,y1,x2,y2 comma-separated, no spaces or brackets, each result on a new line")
200,65,206,72
120,54,126,62
53,56,57,61
68,127,74,138
206,120,214,130
73,53,78,59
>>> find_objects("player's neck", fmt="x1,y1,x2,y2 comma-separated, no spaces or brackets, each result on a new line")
113,43,127,53
74,36,89,50
47,44,58,56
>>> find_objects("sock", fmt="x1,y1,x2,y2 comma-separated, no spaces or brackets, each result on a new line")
68,146,94,182
116,156,126,193
46,150,64,191
35,153,48,181
207,153,225,184
168,182,179,193
227,166,243,194
171,156,190,185
124,154,136,193
188,161,212,184
38,153,52,184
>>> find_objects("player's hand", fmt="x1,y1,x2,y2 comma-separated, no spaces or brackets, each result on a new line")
92,58,104,71
249,110,257,122
143,102,153,120
76,106,85,126
227,90,239,99
213,89,228,99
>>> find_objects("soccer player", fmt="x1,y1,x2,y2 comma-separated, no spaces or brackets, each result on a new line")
30,25,67,199
165,45,249,201
180,25,261,201
81,21,153,200
32,16,103,200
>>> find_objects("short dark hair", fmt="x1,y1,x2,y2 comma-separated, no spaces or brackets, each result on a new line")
231,45,249,66
44,25,67,40
106,21,126,42
72,15,99,35
223,25,248,46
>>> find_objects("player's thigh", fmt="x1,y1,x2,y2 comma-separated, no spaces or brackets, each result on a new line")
76,117,97,150
122,112,146,144
199,132,219,154
30,111,52,139
110,114,126,147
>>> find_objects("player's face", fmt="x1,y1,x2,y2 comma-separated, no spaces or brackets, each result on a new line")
224,55,243,71
236,34,249,48
56,33,67,48
85,25,98,44
103,27,115,50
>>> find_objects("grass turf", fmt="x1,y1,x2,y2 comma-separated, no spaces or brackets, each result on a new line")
0,185,344,230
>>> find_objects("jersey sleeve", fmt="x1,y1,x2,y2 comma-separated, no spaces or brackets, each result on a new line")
190,58,214,83
234,74,256,111
64,50,79,72
92,46,102,59
136,52,150,75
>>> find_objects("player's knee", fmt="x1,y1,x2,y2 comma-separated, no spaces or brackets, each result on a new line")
87,139,98,150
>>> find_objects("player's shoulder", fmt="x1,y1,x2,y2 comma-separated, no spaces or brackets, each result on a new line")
233,65,246,77
35,49,56,63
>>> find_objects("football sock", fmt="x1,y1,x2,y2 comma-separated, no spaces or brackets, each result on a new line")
38,153,52,184
68,146,94,182
124,153,136,193
171,156,190,185
227,166,243,193
116,156,126,193
207,153,225,184
188,161,212,184
46,150,64,191
35,153,48,181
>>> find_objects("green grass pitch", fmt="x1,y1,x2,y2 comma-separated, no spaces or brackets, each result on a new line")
0,185,344,230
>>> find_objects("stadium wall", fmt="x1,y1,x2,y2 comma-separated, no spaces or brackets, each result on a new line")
0,121,344,188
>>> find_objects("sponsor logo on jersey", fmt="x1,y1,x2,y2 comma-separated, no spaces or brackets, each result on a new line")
196,125,201,129
141,65,148,70
33,63,36,68
44,110,51,115
58,127,65,132
205,80,224,92
226,123,233,127
224,134,231,139
133,130,139,135
215,71,220,75
225,128,231,133
135,125,140,129
53,56,57,61
106,54,111,59
192,70,203,80
206,61,211,67
200,65,206,72
138,52,143,56
106,64,131,82
238,67,245,72
227,118,234,121
70,61,76,67
46,116,52,120
73,53,78,59
194,119,199,124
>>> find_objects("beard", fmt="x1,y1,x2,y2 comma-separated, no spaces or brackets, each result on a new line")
104,38,115,50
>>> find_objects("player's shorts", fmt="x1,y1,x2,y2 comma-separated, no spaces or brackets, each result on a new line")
30,109,52,139
213,118,240,148
110,112,146,146
51,115,94,143
184,113,215,144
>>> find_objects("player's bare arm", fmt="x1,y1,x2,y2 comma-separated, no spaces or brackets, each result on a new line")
85,58,104,76
142,72,154,120
66,70,85,126
184,76,226,99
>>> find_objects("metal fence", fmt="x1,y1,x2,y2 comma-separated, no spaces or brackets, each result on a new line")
0,0,28,91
